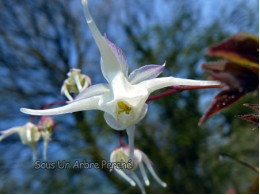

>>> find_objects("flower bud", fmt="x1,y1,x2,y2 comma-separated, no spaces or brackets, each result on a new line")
38,116,55,137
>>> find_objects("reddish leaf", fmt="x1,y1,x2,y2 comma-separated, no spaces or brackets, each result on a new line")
199,89,246,125
237,114,259,125
237,104,259,129
199,61,258,125
208,32,259,67
243,103,259,111
202,60,259,91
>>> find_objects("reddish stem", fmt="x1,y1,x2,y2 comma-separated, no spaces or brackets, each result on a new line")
119,131,124,147
219,153,259,173
40,100,67,109
146,84,223,102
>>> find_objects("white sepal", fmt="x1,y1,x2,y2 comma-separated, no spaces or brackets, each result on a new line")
21,96,102,116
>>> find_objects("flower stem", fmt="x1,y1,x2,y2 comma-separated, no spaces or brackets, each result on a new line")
147,84,223,102
119,131,124,147
126,126,135,163
219,153,259,173
40,100,67,109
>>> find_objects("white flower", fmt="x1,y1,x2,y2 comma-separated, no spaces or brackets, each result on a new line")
20,0,221,161
0,122,41,161
38,116,55,160
110,146,166,194
61,68,91,101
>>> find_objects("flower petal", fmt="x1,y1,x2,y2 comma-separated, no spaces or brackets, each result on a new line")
131,172,146,194
138,76,221,94
105,36,128,77
142,152,167,188
18,122,41,145
103,112,125,130
128,63,165,84
81,0,124,82
103,103,148,131
139,161,150,186
113,168,136,187
62,87,74,101
0,127,21,141
73,83,110,102
43,139,49,161
31,144,37,162
20,96,101,116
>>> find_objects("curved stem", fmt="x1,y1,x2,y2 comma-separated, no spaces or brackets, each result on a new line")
219,153,259,174
147,84,223,102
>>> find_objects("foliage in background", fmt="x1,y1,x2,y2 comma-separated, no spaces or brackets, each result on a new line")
200,32,259,194
199,32,259,125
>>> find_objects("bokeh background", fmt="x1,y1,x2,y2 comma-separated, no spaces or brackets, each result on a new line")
0,0,258,193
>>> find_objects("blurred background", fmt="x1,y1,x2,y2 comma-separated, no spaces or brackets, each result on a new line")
0,0,258,193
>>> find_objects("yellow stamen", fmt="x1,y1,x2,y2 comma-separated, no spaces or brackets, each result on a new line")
117,101,132,120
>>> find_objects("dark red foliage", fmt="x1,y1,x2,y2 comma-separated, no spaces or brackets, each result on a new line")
199,33,259,125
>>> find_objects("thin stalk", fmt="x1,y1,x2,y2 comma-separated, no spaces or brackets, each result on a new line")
219,153,259,174
147,84,223,102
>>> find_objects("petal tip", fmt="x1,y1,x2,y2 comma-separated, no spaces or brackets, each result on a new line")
145,180,150,186
20,108,27,114
130,181,136,187
162,61,166,67
162,182,167,188
20,108,38,116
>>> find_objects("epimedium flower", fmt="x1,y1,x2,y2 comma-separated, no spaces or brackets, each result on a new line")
110,145,166,194
0,117,55,161
0,122,41,161
61,68,92,101
38,116,55,160
20,0,221,160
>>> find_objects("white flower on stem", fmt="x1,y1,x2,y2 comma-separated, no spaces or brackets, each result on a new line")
0,122,41,162
61,68,91,101
20,0,221,161
110,146,166,194
38,116,55,161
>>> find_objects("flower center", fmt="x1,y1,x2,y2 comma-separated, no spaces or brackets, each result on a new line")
116,101,132,120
